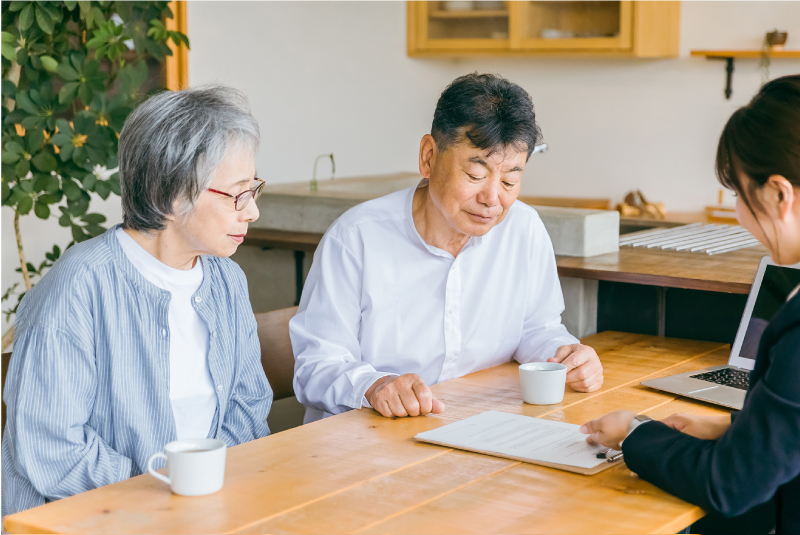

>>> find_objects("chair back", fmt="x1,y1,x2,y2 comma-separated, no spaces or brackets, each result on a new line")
255,307,298,401
2,351,11,435
0,308,299,433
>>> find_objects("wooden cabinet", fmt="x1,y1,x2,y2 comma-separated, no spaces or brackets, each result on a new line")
407,1,680,57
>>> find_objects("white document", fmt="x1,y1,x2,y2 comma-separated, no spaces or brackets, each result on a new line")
415,411,618,470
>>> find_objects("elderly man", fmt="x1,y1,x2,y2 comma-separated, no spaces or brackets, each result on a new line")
291,73,603,423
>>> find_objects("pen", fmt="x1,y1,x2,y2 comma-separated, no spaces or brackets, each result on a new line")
607,451,624,463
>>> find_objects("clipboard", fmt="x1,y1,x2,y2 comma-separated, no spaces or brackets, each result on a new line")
415,411,625,476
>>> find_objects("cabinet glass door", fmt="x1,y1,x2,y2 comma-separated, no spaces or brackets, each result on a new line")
510,1,632,51
415,1,510,51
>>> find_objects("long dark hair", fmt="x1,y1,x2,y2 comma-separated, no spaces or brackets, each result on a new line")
716,75,800,215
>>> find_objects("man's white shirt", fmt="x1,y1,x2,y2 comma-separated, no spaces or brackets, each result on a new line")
290,181,579,423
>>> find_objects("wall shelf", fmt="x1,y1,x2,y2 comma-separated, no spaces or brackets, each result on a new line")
691,49,800,59
428,10,509,19
691,49,800,99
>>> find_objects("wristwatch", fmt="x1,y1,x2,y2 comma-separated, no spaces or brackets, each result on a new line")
622,414,653,445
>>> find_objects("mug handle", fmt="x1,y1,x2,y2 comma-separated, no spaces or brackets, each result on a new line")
147,452,171,486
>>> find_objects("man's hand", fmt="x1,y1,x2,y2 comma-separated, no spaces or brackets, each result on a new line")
579,410,637,450
547,344,604,392
365,374,446,418
661,412,731,440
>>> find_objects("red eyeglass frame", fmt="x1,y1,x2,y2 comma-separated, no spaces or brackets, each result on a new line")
207,178,265,211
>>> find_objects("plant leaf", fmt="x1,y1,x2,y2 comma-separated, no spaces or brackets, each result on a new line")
40,55,58,72
1,42,16,61
27,128,45,152
71,223,87,242
62,178,83,201
17,196,33,215
19,4,34,31
34,200,50,219
58,81,80,104
94,179,110,199
16,92,39,115
34,5,54,35
14,158,30,176
31,151,57,172
80,213,106,224
56,62,79,81
1,151,21,164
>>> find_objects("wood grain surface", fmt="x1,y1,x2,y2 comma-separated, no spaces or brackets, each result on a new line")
556,244,767,294
4,332,732,534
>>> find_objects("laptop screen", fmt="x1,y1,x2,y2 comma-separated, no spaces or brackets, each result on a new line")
738,265,800,361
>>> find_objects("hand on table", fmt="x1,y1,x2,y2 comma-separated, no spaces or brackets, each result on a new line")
547,344,604,392
579,409,637,450
661,412,731,440
365,373,446,418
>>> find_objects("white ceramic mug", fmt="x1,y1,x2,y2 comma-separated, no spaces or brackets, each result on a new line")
147,438,226,496
519,362,568,405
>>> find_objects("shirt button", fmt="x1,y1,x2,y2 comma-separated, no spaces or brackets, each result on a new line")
212,331,217,338
448,308,454,315
216,384,223,392
161,328,167,337
195,296,202,303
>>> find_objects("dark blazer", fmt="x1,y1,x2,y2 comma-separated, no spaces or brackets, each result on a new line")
623,292,800,534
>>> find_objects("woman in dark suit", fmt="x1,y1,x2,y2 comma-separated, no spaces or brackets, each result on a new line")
581,74,800,534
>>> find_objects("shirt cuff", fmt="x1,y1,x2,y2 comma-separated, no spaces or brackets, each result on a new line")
118,454,134,480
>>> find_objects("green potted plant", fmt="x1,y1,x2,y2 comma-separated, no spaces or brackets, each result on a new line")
760,28,789,83
1,1,189,348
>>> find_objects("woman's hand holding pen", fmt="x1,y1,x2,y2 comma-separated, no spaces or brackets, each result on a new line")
580,410,637,450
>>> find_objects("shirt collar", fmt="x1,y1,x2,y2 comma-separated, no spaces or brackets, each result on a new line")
104,224,214,301
404,179,484,259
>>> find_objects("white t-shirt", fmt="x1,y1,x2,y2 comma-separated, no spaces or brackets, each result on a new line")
115,228,217,440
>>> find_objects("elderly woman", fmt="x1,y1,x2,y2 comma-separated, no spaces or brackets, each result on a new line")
291,73,603,423
2,86,272,519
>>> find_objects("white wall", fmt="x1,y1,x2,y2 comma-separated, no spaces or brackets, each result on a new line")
186,0,800,210
3,1,800,333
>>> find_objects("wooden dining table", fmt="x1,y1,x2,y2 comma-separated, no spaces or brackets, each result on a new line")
4,331,733,534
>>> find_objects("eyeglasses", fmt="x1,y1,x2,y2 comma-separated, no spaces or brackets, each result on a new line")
207,178,265,211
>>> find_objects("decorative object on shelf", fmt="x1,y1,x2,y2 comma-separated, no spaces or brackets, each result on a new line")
692,45,798,100
444,1,474,11
704,189,738,223
761,29,788,83
310,153,335,192
474,1,504,10
1,1,189,350
616,190,666,220
766,29,788,50
619,223,759,255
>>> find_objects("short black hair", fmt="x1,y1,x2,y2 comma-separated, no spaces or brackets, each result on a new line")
431,72,541,159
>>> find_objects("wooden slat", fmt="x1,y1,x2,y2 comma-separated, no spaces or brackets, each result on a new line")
4,333,731,534
691,49,800,59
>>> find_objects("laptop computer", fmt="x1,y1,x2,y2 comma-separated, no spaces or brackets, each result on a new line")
641,256,800,410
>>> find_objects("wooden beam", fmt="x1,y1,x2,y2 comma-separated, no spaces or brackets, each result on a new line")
165,1,188,91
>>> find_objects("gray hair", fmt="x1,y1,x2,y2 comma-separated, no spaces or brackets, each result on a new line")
118,85,260,231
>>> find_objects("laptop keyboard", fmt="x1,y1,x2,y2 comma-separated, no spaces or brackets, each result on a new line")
690,368,750,391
